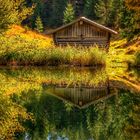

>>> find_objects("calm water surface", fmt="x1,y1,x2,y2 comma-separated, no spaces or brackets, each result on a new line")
0,67,140,140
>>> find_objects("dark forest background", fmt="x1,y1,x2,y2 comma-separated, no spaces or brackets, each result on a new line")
0,0,140,39
25,0,140,39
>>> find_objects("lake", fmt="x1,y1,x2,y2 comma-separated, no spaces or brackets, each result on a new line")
0,66,140,140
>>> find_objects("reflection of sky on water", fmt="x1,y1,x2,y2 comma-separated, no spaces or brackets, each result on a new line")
47,134,69,140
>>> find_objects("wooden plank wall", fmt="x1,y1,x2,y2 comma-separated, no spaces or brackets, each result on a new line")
55,21,109,47
54,86,109,106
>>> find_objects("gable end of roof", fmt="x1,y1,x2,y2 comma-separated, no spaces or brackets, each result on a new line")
47,17,118,35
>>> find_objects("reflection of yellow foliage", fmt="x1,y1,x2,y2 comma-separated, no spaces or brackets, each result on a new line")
0,66,139,139
0,94,33,140
124,104,140,140
0,72,42,96
0,67,107,139
0,67,107,91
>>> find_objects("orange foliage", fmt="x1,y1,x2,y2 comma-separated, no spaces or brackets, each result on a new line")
125,0,140,10
6,25,52,40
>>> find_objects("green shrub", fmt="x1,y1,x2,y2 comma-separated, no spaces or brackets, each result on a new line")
0,36,107,66
133,52,140,67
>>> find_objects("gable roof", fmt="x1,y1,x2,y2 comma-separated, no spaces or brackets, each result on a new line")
45,87,116,109
47,17,118,35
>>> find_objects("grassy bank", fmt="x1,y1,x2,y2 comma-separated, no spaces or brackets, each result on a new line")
0,25,106,66
107,37,140,68
0,25,139,67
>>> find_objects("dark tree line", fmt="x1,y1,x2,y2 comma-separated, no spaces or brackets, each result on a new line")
0,0,139,39
26,0,140,39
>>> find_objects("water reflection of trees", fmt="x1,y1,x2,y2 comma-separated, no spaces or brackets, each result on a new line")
0,93,33,140
11,89,139,140
0,67,139,140
0,67,108,88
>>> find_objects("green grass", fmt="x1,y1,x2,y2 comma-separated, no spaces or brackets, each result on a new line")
1,25,140,67
107,38,140,68
0,35,106,66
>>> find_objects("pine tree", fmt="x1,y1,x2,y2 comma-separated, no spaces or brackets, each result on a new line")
108,0,121,27
35,16,43,33
83,0,98,20
95,0,122,27
63,3,75,24
0,0,34,33
51,0,67,27
125,0,140,33
119,0,140,40
11,0,34,24
0,0,14,33
75,0,84,17
30,0,44,28
95,0,113,26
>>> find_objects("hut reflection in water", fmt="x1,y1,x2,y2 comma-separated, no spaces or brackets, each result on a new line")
43,79,116,109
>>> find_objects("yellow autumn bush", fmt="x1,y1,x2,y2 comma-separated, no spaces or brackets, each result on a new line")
0,25,106,66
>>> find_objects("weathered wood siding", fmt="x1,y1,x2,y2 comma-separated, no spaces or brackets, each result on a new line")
57,87,109,105
54,21,110,47
48,84,109,108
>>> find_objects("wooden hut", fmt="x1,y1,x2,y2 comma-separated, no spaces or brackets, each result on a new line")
44,86,116,109
43,80,115,109
47,17,118,49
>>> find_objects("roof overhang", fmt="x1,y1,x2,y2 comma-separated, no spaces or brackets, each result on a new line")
46,17,118,35
46,91,116,109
